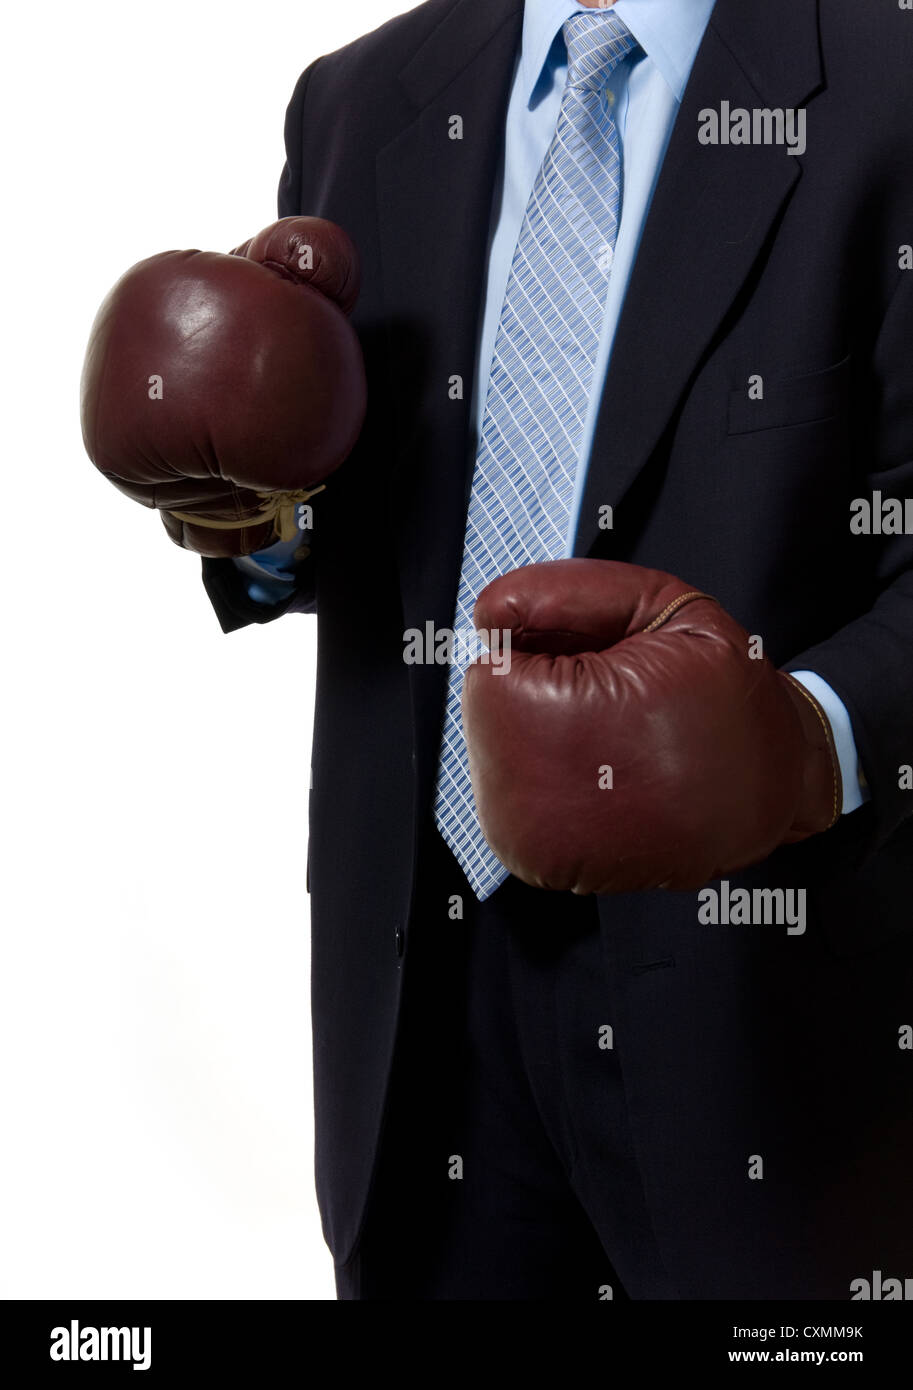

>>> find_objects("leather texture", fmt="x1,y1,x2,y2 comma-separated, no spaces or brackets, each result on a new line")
80,216,366,556
463,558,842,894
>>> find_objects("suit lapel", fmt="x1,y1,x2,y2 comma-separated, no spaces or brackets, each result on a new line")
375,0,523,795
573,0,824,556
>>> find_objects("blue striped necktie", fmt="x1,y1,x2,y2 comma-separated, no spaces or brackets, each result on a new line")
434,8,638,900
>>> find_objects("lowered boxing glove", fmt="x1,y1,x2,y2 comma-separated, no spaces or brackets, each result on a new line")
462,558,842,894
80,216,367,556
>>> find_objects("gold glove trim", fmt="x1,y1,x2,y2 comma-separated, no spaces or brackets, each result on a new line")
168,485,325,544
641,590,712,634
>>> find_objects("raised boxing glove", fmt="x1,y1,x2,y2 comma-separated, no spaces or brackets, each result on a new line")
462,558,842,894
80,216,366,556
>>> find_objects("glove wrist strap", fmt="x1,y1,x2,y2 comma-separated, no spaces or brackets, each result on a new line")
167,485,325,544
780,672,843,840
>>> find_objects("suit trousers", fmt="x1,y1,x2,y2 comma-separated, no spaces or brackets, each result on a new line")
334,817,679,1300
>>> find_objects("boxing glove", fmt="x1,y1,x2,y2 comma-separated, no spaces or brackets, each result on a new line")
80,216,367,557
462,559,842,894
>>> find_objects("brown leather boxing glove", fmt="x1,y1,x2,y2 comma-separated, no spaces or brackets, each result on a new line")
462,558,842,894
80,216,367,557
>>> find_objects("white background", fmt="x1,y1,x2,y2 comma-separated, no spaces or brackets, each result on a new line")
2,0,417,1301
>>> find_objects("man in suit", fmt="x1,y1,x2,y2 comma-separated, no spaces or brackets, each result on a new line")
192,0,913,1298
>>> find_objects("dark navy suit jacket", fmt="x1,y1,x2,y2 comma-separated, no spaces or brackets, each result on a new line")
202,0,913,1297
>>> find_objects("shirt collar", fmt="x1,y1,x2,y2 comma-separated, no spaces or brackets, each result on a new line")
520,0,717,107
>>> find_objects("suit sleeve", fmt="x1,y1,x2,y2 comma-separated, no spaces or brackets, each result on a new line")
783,266,913,854
200,60,322,633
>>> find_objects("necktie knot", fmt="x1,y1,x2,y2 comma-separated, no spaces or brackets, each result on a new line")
563,8,637,92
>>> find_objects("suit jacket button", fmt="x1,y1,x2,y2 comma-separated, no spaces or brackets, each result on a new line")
394,926,406,958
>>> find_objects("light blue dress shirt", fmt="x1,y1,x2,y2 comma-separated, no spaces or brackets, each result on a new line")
239,0,865,813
